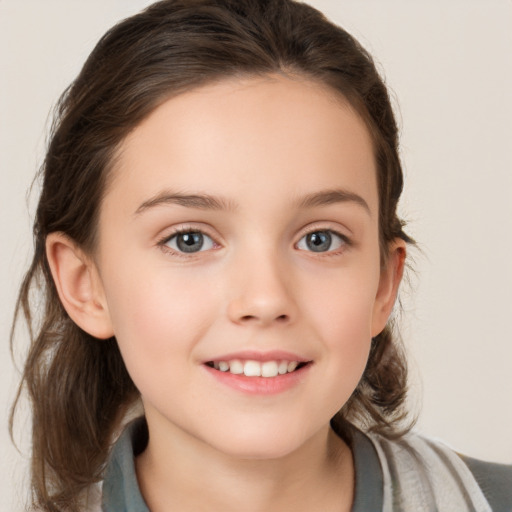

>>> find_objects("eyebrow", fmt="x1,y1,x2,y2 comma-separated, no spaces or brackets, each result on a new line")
134,187,370,216
297,188,371,215
134,191,237,215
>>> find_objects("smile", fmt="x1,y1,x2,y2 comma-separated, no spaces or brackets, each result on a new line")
206,359,307,378
202,351,313,394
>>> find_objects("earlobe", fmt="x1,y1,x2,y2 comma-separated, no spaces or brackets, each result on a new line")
371,239,407,337
46,232,114,339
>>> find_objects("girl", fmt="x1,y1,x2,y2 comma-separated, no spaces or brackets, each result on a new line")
8,0,511,511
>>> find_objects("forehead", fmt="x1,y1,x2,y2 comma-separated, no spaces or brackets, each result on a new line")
108,74,378,215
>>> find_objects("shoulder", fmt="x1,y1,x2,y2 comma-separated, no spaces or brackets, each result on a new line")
459,453,512,512
365,430,512,512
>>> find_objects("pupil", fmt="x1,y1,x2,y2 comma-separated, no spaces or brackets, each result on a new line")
306,231,331,252
177,232,203,253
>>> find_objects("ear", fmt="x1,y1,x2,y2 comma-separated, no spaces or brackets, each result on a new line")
46,232,114,339
371,239,407,337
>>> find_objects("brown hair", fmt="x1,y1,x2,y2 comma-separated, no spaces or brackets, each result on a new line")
11,0,413,509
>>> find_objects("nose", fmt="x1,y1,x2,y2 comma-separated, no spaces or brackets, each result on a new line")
226,251,297,327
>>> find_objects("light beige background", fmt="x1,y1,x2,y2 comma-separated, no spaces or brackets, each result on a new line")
1,0,511,509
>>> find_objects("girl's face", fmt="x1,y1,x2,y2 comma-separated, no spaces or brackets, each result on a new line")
93,75,402,459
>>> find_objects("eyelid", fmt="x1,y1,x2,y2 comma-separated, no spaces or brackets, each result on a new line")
295,225,352,253
296,222,351,240
155,223,351,257
157,224,221,256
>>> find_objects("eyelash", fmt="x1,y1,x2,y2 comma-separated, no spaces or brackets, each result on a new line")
157,226,351,257
295,227,351,256
157,226,219,258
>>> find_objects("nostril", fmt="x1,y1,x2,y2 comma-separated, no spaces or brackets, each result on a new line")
238,314,289,323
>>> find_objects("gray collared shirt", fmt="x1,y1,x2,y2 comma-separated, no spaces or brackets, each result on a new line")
101,418,512,512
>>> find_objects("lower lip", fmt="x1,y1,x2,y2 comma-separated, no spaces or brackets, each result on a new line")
203,364,312,395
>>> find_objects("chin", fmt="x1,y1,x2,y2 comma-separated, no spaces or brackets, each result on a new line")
204,423,316,461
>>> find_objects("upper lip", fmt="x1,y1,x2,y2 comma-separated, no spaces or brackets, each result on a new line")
203,350,312,363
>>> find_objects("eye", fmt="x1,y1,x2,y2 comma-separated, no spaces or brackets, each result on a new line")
163,230,216,254
296,230,347,253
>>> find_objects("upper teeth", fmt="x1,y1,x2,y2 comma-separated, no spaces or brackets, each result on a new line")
212,360,300,377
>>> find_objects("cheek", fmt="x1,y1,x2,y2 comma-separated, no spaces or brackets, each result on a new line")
302,266,379,382
305,265,380,336
101,262,220,373
326,303,373,378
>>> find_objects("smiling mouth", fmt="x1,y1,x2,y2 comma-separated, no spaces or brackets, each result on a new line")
205,359,310,378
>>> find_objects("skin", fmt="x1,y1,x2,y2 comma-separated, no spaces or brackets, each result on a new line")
47,74,405,511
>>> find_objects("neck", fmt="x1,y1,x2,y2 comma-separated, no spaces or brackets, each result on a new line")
135,417,354,512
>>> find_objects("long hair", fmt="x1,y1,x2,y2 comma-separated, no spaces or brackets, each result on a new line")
11,0,413,509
